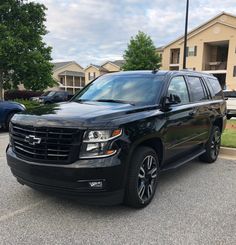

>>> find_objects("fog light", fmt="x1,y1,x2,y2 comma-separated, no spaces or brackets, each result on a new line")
89,181,103,188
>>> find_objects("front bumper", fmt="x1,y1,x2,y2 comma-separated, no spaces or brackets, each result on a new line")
7,146,126,205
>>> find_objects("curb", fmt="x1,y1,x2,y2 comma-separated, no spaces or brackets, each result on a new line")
219,147,236,160
220,147,236,156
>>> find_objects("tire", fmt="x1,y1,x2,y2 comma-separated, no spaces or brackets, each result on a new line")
199,125,221,163
5,112,15,131
125,146,160,208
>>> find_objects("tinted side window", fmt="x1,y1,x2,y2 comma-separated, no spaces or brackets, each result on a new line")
206,78,223,99
188,76,207,102
168,76,189,104
56,92,65,98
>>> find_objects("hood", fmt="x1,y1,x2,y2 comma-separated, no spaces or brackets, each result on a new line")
12,101,161,129
1,100,25,108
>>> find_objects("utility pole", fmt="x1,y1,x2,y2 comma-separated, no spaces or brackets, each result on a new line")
183,0,189,69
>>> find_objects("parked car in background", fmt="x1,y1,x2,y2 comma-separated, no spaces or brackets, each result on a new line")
38,91,69,104
7,70,226,208
0,100,25,130
30,91,50,102
223,90,236,119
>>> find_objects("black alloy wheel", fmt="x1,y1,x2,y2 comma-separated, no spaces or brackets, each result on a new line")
125,146,160,208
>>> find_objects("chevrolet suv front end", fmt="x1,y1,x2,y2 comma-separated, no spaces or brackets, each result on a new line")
7,71,226,208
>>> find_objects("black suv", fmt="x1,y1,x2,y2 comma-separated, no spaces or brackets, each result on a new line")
7,71,227,208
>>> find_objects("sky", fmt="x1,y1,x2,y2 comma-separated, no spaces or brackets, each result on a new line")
32,0,236,68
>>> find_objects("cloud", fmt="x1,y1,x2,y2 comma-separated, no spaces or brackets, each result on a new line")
32,0,236,66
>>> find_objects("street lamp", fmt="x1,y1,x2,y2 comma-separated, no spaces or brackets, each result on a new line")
183,0,189,69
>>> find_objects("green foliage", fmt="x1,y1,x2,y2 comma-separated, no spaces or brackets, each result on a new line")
0,0,55,98
122,31,161,71
14,98,40,110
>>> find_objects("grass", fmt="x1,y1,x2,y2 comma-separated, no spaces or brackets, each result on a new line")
14,99,40,110
221,120,236,148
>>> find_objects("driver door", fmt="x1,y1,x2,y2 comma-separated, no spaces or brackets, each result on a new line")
163,76,197,163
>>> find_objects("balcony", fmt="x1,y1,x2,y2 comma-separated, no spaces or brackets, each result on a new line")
202,41,228,72
170,48,180,65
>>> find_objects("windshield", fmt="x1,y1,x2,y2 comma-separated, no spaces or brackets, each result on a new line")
47,91,56,97
42,91,50,96
73,74,164,106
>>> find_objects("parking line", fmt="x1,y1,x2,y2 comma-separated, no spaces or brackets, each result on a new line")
0,199,48,222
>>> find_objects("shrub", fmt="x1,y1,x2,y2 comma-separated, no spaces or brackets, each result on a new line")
14,99,40,110
4,90,43,100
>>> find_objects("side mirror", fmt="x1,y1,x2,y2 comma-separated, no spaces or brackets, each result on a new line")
162,94,181,109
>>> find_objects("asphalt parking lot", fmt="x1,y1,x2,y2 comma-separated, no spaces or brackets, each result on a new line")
0,132,236,245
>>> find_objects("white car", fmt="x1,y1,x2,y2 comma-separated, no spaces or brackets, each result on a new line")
224,91,236,119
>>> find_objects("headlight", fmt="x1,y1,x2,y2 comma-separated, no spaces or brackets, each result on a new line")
20,104,26,110
80,129,122,159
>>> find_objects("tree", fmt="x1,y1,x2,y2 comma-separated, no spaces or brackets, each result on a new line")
0,0,55,99
122,31,161,71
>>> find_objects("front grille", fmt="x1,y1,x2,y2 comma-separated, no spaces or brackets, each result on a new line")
10,123,84,164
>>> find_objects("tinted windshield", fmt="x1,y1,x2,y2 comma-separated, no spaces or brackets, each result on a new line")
73,74,164,106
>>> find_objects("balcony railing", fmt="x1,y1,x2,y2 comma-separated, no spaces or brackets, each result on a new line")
204,61,227,71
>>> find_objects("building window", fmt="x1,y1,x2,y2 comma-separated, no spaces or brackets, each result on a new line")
233,66,236,77
88,72,96,81
187,46,197,56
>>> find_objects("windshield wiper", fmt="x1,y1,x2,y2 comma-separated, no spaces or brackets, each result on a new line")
95,99,135,106
74,99,90,103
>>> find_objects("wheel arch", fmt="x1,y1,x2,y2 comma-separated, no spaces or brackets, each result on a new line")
4,110,21,128
213,117,223,132
128,137,164,166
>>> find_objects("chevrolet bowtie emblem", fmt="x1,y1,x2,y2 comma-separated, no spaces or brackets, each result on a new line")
25,135,41,145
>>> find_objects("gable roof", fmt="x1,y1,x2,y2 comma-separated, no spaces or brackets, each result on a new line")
101,60,124,69
164,12,236,48
52,61,84,72
111,60,124,68
179,21,236,44
85,64,108,72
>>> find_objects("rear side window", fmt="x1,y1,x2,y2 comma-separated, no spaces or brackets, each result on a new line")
187,76,207,102
206,78,223,99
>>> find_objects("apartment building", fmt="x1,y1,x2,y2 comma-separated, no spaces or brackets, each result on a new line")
158,12,236,90
52,61,85,94
85,60,124,84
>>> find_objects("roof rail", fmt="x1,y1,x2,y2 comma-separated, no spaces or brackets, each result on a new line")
179,69,214,76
